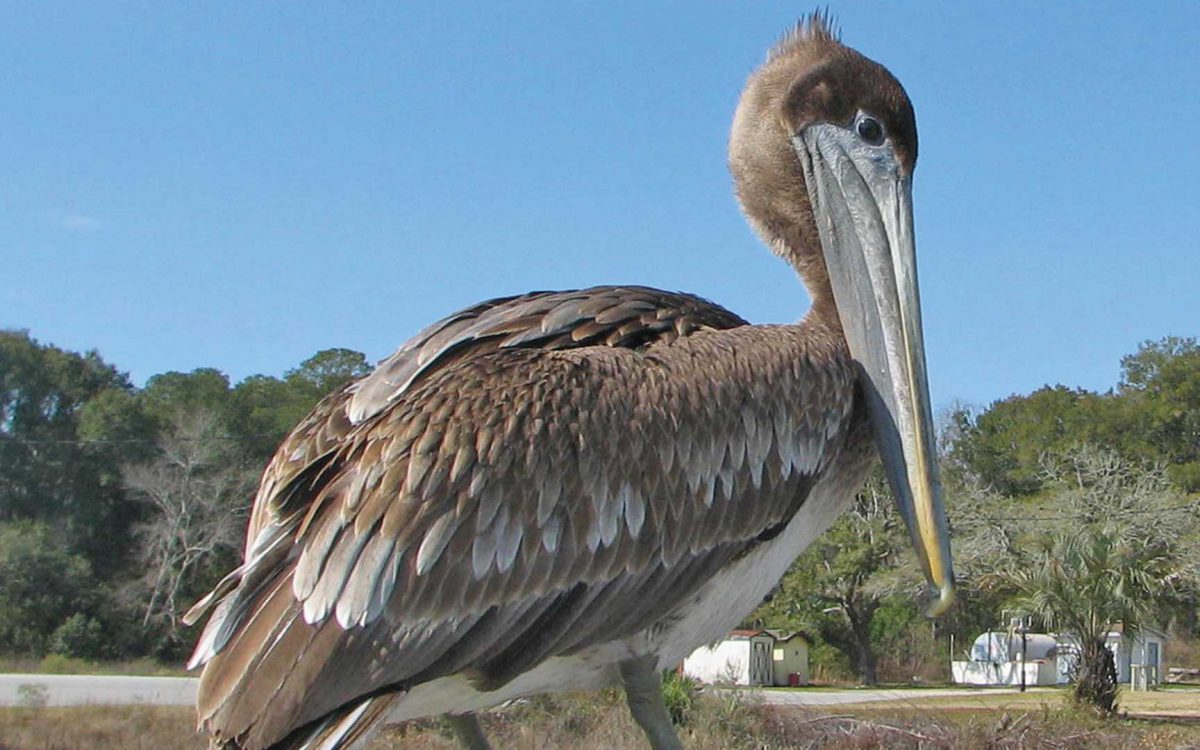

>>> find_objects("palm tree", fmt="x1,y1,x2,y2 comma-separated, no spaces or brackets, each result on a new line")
1012,525,1174,714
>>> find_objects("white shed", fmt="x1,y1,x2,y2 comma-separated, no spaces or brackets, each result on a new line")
952,625,1169,688
1055,626,1168,687
683,630,776,686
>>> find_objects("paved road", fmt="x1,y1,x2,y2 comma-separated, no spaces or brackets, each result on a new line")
0,673,197,707
1,673,1037,710
751,686,1037,707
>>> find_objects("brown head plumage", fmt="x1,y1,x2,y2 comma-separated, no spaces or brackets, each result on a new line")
729,12,918,319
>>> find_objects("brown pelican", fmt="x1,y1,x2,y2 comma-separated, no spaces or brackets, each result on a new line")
186,15,953,750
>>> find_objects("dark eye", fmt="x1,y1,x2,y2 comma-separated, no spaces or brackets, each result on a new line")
855,114,885,146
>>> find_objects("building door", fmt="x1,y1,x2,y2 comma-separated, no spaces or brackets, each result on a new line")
1147,641,1160,684
750,640,771,686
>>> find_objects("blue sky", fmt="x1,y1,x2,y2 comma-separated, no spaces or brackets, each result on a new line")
4,2,1198,413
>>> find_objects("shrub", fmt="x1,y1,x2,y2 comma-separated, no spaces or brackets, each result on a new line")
50,613,108,660
0,521,100,656
660,670,698,726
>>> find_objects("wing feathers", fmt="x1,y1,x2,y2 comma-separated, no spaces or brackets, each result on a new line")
191,289,860,750
293,512,344,602
414,512,456,575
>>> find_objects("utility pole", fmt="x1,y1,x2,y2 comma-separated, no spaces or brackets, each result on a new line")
1020,623,1028,693
1006,610,1029,693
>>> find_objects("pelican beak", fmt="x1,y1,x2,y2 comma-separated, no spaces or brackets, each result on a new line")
796,124,954,616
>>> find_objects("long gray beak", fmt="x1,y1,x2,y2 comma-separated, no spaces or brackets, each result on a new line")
796,124,954,616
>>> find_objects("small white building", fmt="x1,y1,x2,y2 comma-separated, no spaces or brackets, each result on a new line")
764,630,811,686
683,630,775,686
1056,626,1167,688
951,626,1168,688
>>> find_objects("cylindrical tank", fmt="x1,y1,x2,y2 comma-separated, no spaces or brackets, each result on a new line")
970,632,1057,661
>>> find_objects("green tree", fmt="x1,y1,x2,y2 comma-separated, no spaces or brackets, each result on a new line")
1002,448,1198,714
1118,337,1200,490
230,374,309,461
285,348,370,398
123,408,256,656
0,338,376,661
122,353,369,654
77,387,157,461
0,520,102,656
753,478,908,684
232,349,370,461
947,386,1121,496
0,330,141,572
946,337,1200,496
1016,530,1150,713
140,368,236,427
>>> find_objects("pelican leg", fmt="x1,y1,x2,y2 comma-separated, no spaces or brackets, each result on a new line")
444,712,492,750
619,656,684,750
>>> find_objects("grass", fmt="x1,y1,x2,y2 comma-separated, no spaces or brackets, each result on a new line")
757,681,980,692
5,687,1200,750
848,685,1200,717
0,705,206,750
0,655,188,677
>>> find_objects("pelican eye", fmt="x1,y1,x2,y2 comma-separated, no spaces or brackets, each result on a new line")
855,114,885,146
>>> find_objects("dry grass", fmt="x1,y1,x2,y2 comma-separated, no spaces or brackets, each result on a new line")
1167,637,1200,673
0,705,207,750
4,689,1200,750
848,685,1200,717
1128,687,1200,717
371,689,781,750
372,688,1200,750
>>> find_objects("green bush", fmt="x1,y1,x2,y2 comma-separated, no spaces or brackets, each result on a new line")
39,653,85,674
660,670,698,726
50,613,108,660
0,521,100,656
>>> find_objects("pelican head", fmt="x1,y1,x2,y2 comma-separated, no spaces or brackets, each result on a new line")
730,15,954,614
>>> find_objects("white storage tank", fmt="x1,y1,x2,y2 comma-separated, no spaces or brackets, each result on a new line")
970,631,1057,662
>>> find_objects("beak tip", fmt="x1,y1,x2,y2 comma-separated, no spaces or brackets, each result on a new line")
924,580,955,618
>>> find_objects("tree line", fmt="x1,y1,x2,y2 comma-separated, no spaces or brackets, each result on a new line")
1,327,1197,710
0,329,369,659
750,336,1200,712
